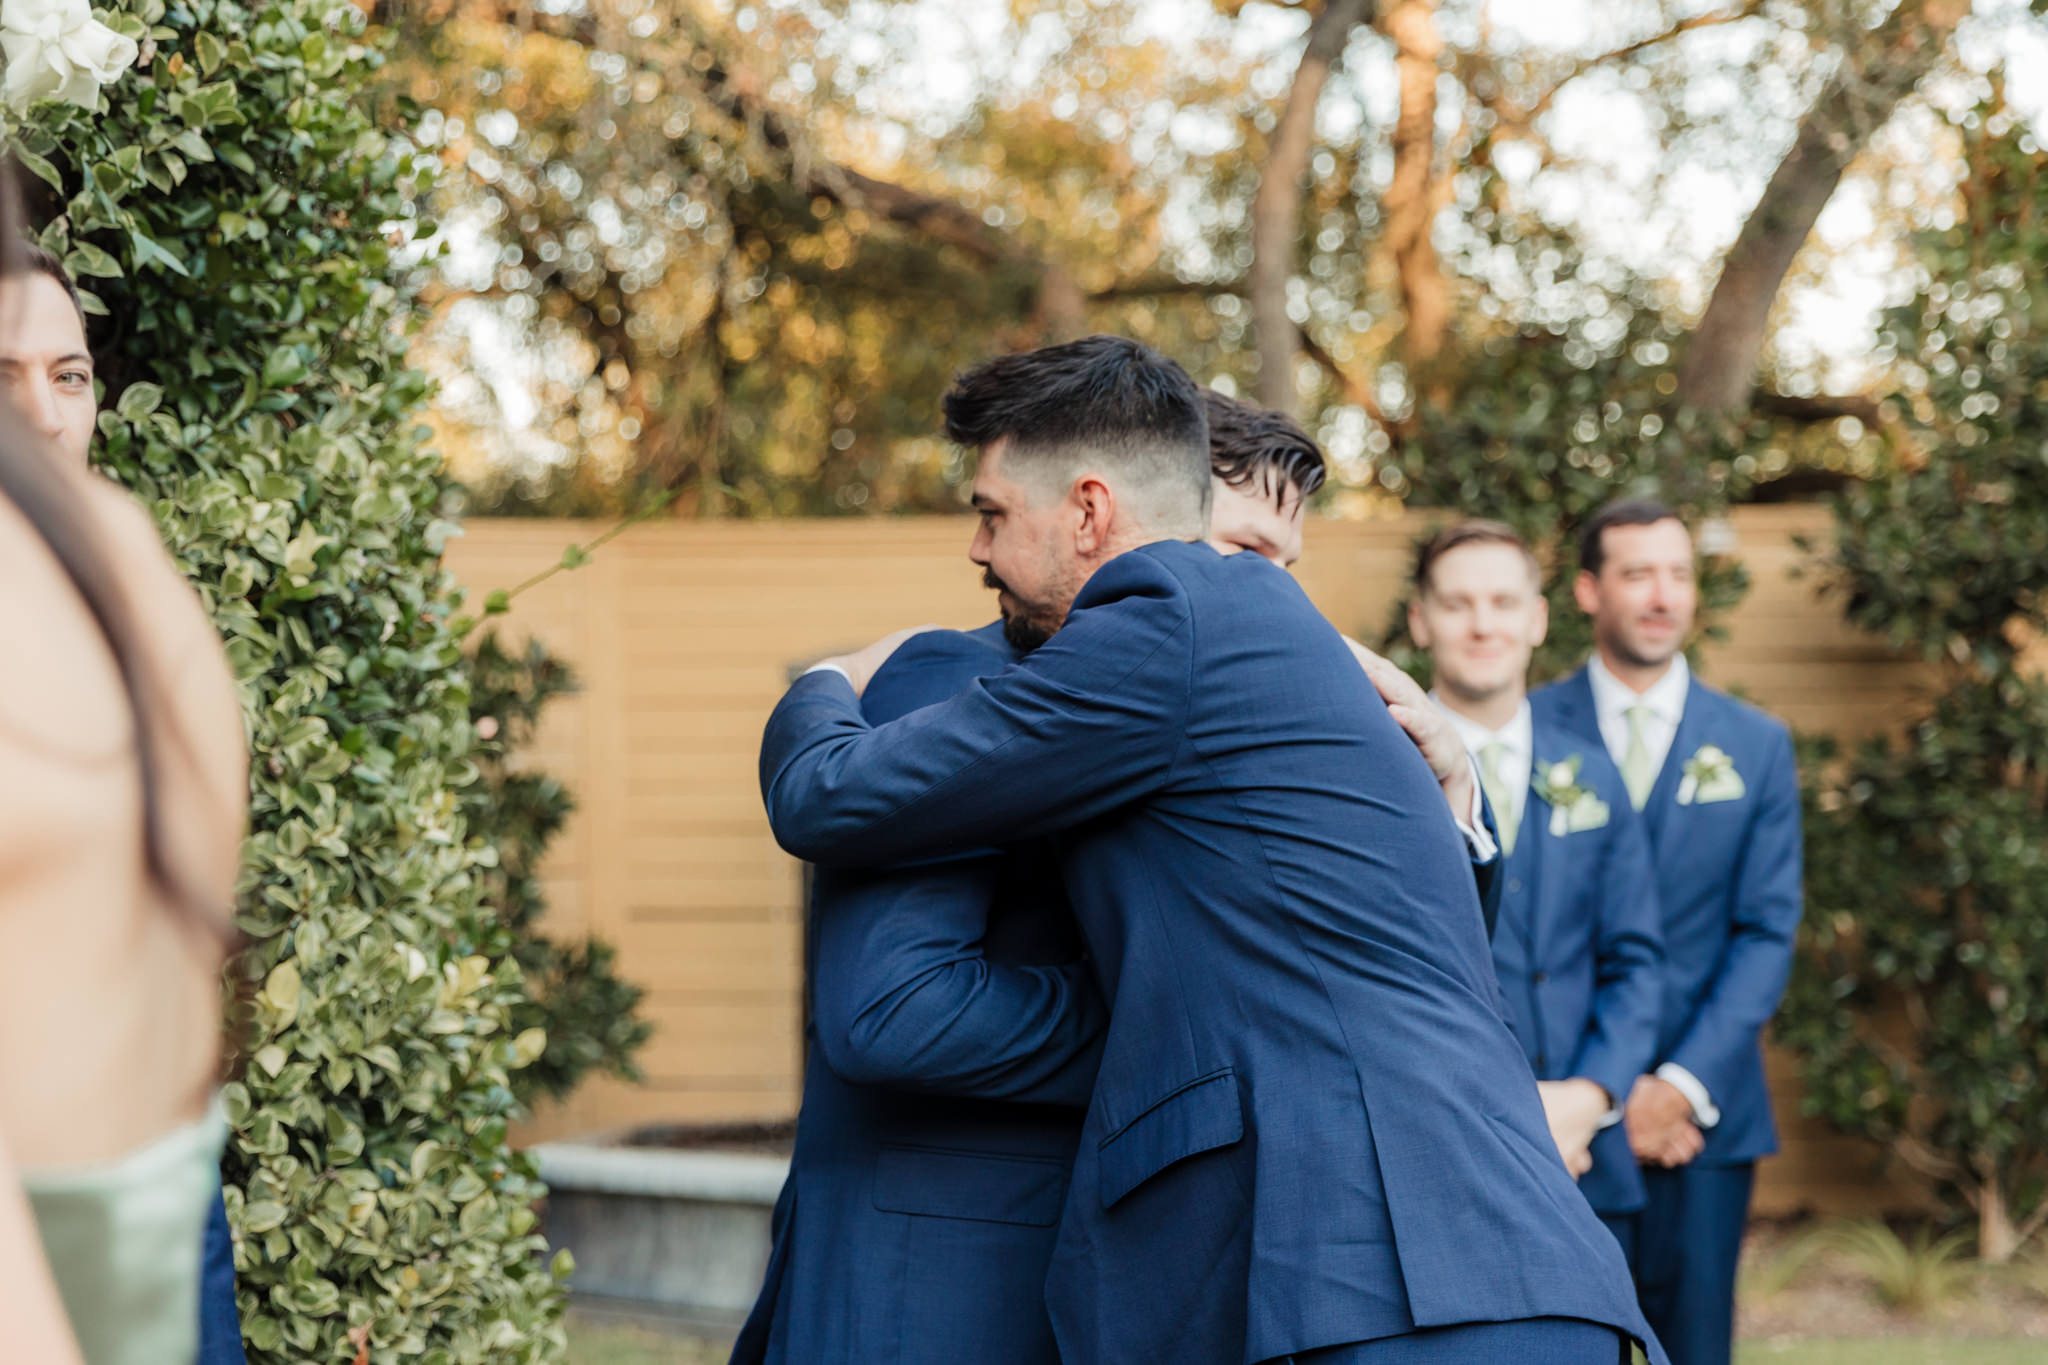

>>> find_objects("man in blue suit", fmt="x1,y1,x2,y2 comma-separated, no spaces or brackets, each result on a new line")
734,390,1498,1364
1532,500,1804,1365
759,336,1659,1364
1409,520,1663,1250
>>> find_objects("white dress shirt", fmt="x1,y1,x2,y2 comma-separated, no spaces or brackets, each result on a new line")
1587,652,1690,787
1584,652,1720,1128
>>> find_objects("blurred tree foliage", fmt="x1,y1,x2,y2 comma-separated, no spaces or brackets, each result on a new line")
464,633,652,1105
370,0,2033,527
1776,97,2048,1266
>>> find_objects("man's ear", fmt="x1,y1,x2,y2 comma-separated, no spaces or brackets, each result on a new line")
1071,475,1116,557
1572,569,1601,618
1531,593,1550,649
1407,597,1433,649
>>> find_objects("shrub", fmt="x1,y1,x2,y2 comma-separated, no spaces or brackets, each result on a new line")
464,632,650,1106
12,0,571,1355
1778,105,2048,1268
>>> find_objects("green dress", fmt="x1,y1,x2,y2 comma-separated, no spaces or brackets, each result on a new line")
23,1099,226,1365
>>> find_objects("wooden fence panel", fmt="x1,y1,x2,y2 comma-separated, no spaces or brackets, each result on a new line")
448,507,1923,1213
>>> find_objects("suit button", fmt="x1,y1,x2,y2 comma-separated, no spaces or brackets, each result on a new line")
1533,971,1549,984
1508,879,1523,894
1536,1053,1549,1069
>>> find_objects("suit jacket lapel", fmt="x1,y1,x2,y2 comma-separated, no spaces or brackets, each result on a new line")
1545,668,1602,748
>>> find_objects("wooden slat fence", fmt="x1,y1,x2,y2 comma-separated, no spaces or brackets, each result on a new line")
448,506,1931,1214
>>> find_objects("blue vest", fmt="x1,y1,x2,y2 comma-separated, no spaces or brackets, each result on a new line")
1489,721,1663,1214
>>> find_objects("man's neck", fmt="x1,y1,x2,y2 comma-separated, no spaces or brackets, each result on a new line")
1438,684,1525,733
1594,645,1678,696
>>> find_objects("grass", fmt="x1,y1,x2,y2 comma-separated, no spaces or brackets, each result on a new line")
1737,1342,2046,1364
1818,1219,1976,1313
565,1322,729,1365
562,1323,2046,1365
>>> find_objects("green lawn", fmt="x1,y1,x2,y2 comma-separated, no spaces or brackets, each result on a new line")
565,1322,728,1365
1737,1342,2045,1365
565,1325,2044,1365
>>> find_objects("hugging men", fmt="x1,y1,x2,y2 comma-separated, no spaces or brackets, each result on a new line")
744,335,1660,1365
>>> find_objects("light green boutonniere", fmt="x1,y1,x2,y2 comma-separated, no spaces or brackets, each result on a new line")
1532,756,1611,836
1677,743,1746,806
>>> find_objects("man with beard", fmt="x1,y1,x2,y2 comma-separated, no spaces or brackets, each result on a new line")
758,335,1660,1364
731,378,1496,1365
1533,501,1802,1365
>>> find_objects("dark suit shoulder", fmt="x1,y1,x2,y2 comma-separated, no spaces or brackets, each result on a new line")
1071,540,1207,615
1688,678,1792,745
863,626,1014,724
1528,669,1591,715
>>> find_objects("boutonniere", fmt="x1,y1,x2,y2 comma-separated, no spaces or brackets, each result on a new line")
1532,756,1611,836
1677,744,1746,805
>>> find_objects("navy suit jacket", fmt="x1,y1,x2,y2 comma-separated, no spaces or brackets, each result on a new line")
761,542,1663,1365
1532,667,1803,1167
732,625,1104,1365
1491,722,1663,1216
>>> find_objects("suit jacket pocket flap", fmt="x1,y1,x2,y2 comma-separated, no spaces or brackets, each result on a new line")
1097,1069,1243,1209
872,1146,1069,1227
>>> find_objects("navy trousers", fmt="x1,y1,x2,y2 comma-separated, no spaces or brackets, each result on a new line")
198,1179,247,1365
1628,1163,1754,1365
1273,1317,1630,1364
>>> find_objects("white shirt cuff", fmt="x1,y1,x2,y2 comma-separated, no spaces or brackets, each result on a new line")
1656,1062,1721,1128
801,661,853,684
1454,753,1498,862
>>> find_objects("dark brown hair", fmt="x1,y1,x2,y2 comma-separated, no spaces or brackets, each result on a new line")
1578,498,1683,576
1412,519,1541,595
1203,389,1327,508
1,169,210,933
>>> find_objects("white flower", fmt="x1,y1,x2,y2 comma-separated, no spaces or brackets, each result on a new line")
1545,761,1576,790
0,0,138,115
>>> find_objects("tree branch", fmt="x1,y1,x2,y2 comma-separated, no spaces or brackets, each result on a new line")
1088,275,1245,301
1250,0,1372,412
1675,0,1973,414
1296,325,1390,431
1750,389,1882,427
1518,2,1766,129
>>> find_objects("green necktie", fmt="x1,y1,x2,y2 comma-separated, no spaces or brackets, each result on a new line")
1622,704,1657,811
1479,739,1519,857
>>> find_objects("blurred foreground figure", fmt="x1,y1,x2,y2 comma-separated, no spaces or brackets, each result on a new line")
0,177,249,1365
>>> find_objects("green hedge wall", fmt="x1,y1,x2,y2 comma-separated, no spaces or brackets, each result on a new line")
13,0,569,1357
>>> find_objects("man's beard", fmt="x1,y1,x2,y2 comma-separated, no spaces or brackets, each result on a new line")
983,568,1056,653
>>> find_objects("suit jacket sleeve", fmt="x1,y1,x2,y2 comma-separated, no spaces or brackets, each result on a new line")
810,860,1106,1106
805,632,1106,1107
760,550,1193,867
1665,724,1804,1101
1567,795,1665,1103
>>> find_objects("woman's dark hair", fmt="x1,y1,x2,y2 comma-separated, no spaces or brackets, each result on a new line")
20,240,88,331
0,167,214,935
